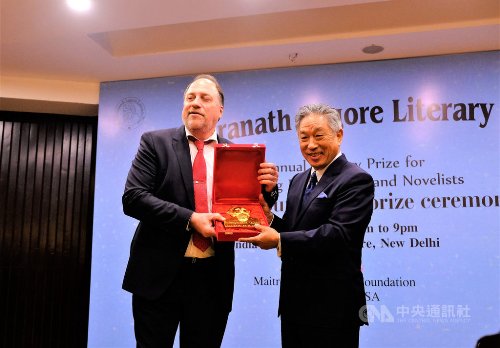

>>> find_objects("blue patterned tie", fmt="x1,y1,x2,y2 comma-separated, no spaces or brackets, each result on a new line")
303,170,318,203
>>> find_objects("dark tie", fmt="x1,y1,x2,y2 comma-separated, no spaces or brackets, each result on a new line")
303,170,318,203
190,137,213,251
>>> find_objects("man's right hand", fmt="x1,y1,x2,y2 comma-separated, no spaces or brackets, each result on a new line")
189,212,225,238
239,224,279,250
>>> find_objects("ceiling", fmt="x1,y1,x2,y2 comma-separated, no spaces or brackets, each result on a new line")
1,0,499,84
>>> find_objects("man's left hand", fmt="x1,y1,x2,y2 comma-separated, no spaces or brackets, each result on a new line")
258,162,278,192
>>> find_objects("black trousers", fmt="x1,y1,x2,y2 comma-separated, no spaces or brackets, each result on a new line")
281,315,360,348
132,257,229,348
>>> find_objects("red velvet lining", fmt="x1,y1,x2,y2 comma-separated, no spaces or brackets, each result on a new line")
212,144,268,241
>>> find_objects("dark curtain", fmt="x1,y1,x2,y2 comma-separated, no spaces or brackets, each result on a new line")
0,111,97,348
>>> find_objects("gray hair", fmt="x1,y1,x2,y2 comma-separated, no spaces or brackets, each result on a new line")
295,103,343,132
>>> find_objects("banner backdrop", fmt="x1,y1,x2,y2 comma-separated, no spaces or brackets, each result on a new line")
88,51,499,347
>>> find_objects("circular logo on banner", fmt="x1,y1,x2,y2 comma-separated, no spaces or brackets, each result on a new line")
117,97,145,129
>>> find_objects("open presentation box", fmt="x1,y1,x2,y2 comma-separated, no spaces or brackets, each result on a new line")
213,144,268,241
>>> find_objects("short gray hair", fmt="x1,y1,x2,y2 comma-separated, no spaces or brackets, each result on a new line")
295,103,343,132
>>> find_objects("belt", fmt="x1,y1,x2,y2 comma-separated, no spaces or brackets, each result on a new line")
183,256,215,265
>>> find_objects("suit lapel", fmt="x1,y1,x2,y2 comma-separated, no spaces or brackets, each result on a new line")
172,126,195,209
295,154,348,225
298,174,325,220
287,171,309,227
217,135,229,145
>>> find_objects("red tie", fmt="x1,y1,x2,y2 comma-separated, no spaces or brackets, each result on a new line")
191,137,213,251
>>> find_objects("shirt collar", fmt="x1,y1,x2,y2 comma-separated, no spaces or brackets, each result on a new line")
185,127,218,143
312,151,342,182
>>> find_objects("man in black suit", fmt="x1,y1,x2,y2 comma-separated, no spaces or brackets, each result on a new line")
241,103,374,347
122,74,278,347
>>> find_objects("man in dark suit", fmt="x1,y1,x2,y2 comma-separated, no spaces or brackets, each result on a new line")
241,103,374,347
122,74,278,347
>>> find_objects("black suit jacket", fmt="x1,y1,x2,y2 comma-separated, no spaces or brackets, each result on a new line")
272,154,374,327
122,126,235,312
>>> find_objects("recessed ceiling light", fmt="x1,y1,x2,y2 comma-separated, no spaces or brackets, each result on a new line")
67,0,92,12
362,44,384,54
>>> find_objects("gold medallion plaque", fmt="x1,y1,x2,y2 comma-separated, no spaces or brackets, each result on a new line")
224,207,260,228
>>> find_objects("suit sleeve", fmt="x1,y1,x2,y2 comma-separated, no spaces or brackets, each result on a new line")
262,185,279,207
279,171,374,256
122,132,192,230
